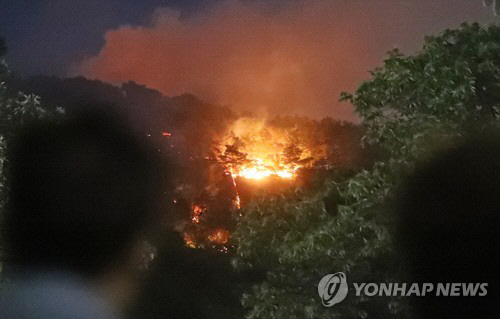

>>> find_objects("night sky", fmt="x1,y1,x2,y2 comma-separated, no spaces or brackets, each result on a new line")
0,0,497,119
0,0,213,75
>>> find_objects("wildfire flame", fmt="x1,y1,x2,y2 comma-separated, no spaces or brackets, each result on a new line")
219,117,309,181
231,158,298,180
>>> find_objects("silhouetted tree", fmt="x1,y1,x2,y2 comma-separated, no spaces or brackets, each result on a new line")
0,43,63,234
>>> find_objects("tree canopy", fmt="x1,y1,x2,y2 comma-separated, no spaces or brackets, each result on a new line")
233,23,500,319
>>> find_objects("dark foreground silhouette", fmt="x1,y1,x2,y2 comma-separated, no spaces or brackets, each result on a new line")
0,109,165,319
397,132,500,319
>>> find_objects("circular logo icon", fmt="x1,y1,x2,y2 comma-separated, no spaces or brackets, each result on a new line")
318,272,348,307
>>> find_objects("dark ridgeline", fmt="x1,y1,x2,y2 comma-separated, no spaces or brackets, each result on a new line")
11,75,374,169
10,76,236,156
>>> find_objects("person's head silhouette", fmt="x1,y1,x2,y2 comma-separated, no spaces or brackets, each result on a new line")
397,132,500,318
1,109,165,318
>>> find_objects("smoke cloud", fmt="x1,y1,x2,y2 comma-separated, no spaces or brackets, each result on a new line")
76,0,494,120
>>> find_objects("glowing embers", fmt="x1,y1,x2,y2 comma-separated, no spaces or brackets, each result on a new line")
183,233,197,249
191,203,206,224
208,228,229,245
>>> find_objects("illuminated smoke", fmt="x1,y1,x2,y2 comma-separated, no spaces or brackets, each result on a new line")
76,0,493,120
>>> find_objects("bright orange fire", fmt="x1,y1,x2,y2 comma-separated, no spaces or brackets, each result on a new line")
219,117,309,181
230,158,298,180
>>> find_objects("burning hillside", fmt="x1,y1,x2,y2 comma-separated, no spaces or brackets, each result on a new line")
180,117,332,249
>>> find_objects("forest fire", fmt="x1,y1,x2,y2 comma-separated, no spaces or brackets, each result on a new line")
218,117,313,181
174,113,372,250
7,3,493,316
